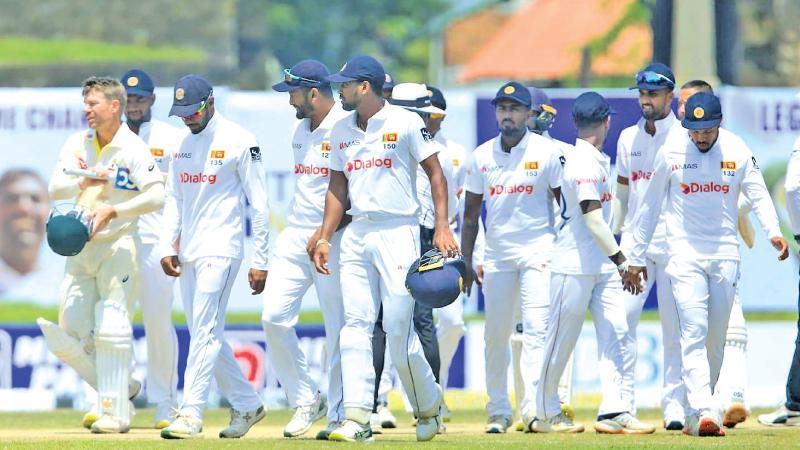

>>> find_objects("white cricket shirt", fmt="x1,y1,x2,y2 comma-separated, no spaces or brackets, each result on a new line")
416,138,457,228
630,128,782,266
464,131,562,263
287,103,348,229
550,138,616,275
329,103,437,221
784,137,800,235
160,113,270,270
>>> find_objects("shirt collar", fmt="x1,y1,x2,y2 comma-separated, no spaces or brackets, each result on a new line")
638,110,677,136
574,138,609,163
196,112,220,136
494,130,530,154
348,102,390,131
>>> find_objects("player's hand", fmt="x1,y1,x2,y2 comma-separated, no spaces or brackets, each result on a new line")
88,206,117,239
772,236,790,261
433,226,460,258
476,264,484,285
306,227,322,260
249,269,267,295
623,265,647,295
462,262,474,294
161,256,181,277
313,241,332,275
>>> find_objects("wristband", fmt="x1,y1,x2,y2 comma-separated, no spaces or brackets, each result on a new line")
315,239,332,249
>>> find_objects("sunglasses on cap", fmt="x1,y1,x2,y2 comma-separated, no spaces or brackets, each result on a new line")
284,68,322,87
635,70,675,88
180,98,209,122
416,111,445,120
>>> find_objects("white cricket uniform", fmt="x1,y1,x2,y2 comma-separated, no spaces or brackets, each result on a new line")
465,130,562,418
629,128,781,417
161,113,268,420
537,138,631,419
784,137,800,236
615,112,683,416
49,125,162,423
329,103,439,417
261,103,348,423
131,119,182,407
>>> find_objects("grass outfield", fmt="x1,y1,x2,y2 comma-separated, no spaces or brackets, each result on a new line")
0,407,798,448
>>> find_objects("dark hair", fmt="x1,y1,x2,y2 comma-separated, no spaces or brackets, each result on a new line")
680,79,714,94
0,168,47,191
368,80,383,97
574,116,608,129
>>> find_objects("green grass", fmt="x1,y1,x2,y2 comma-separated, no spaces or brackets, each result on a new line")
0,407,797,448
0,36,206,66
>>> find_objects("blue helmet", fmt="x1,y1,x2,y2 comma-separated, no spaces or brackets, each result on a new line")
46,205,92,256
405,249,466,309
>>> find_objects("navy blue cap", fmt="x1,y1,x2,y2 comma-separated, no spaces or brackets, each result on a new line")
272,59,330,92
169,74,213,117
631,62,675,90
405,249,466,309
427,86,446,111
121,69,154,97
383,73,396,90
572,91,616,123
491,82,531,108
326,55,385,89
681,92,722,129
527,87,551,111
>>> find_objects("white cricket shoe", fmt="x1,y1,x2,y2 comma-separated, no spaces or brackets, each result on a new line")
284,396,326,437
154,402,177,429
91,414,130,434
161,414,204,439
377,403,397,428
594,412,655,434
485,415,512,433
723,402,748,428
528,412,584,433
316,421,341,440
328,419,374,442
441,400,452,423
82,379,142,429
758,405,800,426
417,415,441,441
683,412,725,437
370,413,383,434
219,405,266,438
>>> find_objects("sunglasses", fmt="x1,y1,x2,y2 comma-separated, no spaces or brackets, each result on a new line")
416,111,445,120
180,99,208,121
284,68,321,87
636,71,674,88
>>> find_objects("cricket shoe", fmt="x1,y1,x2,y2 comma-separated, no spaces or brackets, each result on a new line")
485,415,512,433
664,418,685,430
683,412,725,437
416,385,443,441
328,419,374,442
723,402,748,428
377,403,397,428
758,405,800,426
440,400,452,423
316,421,341,440
370,413,383,434
219,405,266,438
154,402,177,429
91,406,133,434
161,413,203,439
284,396,326,437
594,412,655,434
82,379,142,429
527,412,584,433
561,403,576,421
514,419,525,432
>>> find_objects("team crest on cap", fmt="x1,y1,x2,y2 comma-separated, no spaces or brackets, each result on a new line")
427,89,433,97
504,85,515,94
127,77,139,87
693,107,705,119
175,88,185,100
385,74,392,83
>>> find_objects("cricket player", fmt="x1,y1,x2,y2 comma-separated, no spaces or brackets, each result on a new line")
263,60,348,439
120,69,182,428
759,134,800,426
460,82,562,434
158,75,268,439
532,92,653,435
43,76,165,433
312,55,458,442
625,92,788,436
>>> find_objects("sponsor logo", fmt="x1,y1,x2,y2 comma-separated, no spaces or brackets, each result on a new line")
420,128,433,142
721,161,736,170
575,178,598,185
601,192,613,203
151,148,164,157
180,172,217,184
339,139,360,150
525,161,539,170
630,151,642,157
679,181,730,195
752,156,760,169
630,169,653,182
321,141,331,152
294,164,329,177
482,165,502,173
346,157,393,172
147,162,155,172
292,143,303,150
122,274,129,283
671,163,699,171
383,133,398,142
249,146,261,162
488,184,534,196
173,152,192,159
211,150,225,159
114,167,139,191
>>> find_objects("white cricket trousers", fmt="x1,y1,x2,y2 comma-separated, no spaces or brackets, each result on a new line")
338,217,439,417
262,227,345,423
538,271,632,419
179,256,263,420
482,256,550,418
436,294,465,390
138,242,179,406
665,257,739,417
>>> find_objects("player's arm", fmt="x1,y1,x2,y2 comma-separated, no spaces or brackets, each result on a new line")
238,144,270,294
580,199,627,273
460,191,482,294
49,137,97,199
784,145,800,247
613,138,630,234
313,170,348,274
420,154,459,256
160,161,183,277
90,181,165,239
737,193,756,248
742,153,788,260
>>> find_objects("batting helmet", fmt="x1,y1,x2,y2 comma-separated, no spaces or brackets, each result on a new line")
405,249,466,309
46,205,92,256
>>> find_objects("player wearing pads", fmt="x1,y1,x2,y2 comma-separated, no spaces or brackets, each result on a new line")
532,92,653,435
43,76,165,433
624,92,788,436
119,69,182,428
159,75,268,439
311,55,459,442
461,82,562,434
263,60,348,439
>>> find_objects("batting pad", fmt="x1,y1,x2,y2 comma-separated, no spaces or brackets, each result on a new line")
94,302,133,426
37,317,98,388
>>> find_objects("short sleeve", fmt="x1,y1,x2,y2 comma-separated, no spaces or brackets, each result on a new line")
616,134,629,179
547,145,564,189
330,125,345,172
403,112,437,163
464,150,483,195
573,162,602,202
127,144,162,190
